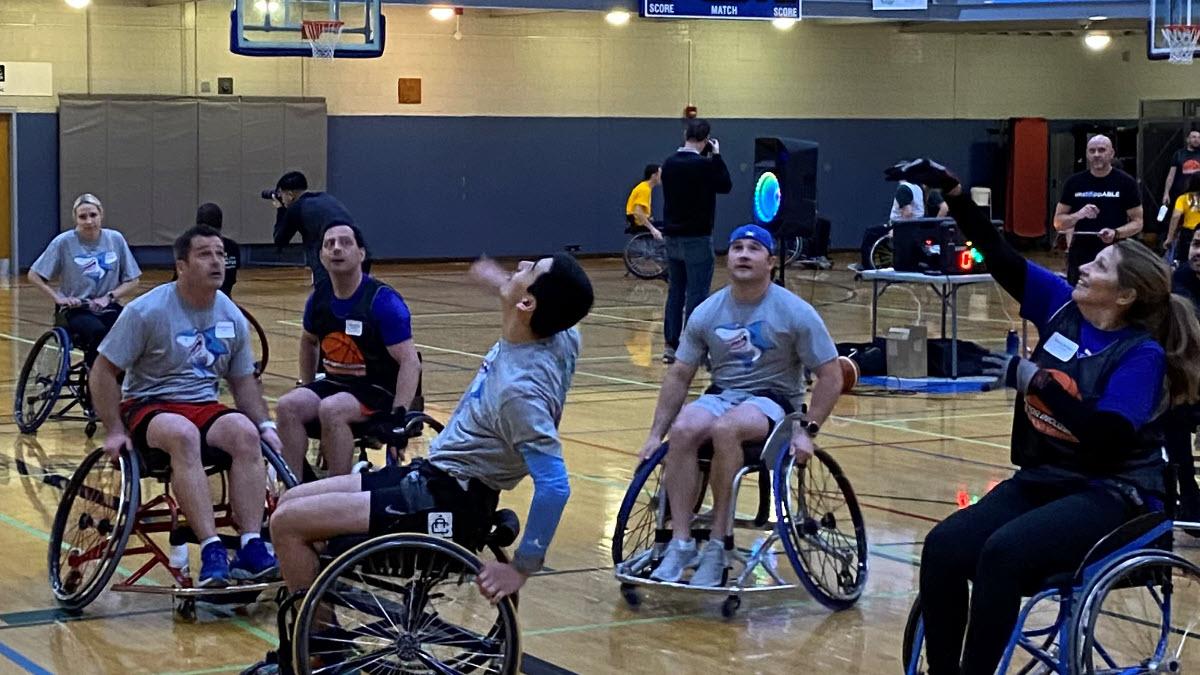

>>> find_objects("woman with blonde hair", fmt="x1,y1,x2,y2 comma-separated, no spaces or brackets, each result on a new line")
28,193,141,364
891,159,1200,675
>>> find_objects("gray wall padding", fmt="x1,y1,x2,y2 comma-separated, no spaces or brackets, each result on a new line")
59,97,326,245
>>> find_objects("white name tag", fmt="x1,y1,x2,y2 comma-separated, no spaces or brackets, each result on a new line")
214,321,236,339
1043,332,1079,362
345,319,363,336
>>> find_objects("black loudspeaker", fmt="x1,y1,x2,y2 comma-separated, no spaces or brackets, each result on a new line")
753,137,818,238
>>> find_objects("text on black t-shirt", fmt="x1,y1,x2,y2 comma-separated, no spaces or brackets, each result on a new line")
1058,169,1140,234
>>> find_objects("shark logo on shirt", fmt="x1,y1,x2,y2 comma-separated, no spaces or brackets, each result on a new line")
73,251,117,283
175,326,228,378
714,321,775,368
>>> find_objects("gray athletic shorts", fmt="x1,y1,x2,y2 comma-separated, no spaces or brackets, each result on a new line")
688,389,787,424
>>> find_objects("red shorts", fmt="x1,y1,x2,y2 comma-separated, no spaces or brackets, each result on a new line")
120,400,238,455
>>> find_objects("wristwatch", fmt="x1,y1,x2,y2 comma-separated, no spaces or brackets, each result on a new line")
798,419,820,437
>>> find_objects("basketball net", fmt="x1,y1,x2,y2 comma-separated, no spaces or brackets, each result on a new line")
301,19,344,60
1163,24,1200,64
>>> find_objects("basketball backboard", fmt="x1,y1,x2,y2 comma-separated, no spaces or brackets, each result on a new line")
1150,0,1199,61
230,0,384,58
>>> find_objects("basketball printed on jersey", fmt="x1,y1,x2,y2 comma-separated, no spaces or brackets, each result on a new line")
321,332,366,375
1023,369,1080,443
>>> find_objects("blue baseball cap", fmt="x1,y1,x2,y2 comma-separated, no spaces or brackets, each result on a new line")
729,224,774,252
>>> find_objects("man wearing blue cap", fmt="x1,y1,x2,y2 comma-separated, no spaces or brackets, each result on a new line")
636,224,843,587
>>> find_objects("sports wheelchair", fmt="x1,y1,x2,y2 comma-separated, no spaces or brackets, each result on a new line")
15,323,100,437
902,509,1200,674
259,411,524,675
623,223,668,280
612,409,869,617
14,304,269,437
47,436,298,618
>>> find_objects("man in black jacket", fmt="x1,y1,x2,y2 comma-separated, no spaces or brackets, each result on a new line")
659,119,732,364
271,171,354,288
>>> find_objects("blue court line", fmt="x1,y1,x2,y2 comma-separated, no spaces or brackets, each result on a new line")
0,640,52,675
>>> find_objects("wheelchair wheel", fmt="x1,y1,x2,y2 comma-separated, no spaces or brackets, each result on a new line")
293,533,521,675
47,447,139,612
782,236,803,266
611,443,669,569
773,447,868,610
624,233,668,280
869,234,893,270
238,305,270,378
14,328,71,434
1069,551,1200,674
900,595,926,674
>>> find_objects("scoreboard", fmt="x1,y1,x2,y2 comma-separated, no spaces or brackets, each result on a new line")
641,0,801,20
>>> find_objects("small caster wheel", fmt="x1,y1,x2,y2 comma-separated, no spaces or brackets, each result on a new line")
721,596,741,618
175,597,196,620
85,421,97,437
620,583,641,608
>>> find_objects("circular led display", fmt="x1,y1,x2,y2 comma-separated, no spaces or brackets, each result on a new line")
754,172,781,224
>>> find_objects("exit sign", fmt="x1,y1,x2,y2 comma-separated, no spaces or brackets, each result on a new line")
642,0,801,20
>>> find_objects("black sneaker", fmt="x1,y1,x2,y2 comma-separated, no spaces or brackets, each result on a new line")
884,158,960,193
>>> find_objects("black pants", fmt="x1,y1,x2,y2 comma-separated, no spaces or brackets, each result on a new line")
919,477,1134,674
1173,228,1196,267
57,306,121,365
1165,404,1200,502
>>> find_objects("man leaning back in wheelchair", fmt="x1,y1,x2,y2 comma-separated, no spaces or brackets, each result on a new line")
242,251,595,674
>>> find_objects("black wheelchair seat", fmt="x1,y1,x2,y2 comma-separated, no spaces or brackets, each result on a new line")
1022,511,1173,595
138,445,233,483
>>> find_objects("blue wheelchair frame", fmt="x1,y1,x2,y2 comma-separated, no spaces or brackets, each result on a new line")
904,514,1177,675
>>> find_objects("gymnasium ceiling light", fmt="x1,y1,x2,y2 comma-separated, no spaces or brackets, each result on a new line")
772,18,798,30
605,10,632,26
1088,15,1109,21
64,0,90,8
254,0,281,12
429,6,458,21
1084,31,1112,50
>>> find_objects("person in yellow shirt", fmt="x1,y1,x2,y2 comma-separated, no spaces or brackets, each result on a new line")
1167,174,1200,266
625,164,663,240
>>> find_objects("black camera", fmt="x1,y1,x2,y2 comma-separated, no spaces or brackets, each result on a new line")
261,189,278,201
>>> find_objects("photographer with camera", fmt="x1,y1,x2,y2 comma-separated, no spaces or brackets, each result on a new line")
659,118,732,364
268,171,354,288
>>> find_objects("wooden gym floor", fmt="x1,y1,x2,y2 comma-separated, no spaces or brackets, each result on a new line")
0,253,1151,674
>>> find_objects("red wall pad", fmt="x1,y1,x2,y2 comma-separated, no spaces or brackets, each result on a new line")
1006,118,1049,238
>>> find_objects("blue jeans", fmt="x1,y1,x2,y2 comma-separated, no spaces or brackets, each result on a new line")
663,235,714,349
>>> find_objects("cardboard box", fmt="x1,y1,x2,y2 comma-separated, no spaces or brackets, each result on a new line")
887,325,928,378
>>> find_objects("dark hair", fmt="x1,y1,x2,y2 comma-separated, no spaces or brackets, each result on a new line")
1114,239,1200,405
528,253,594,338
321,221,366,249
174,224,223,261
643,164,660,181
196,202,223,230
276,171,308,192
685,118,711,142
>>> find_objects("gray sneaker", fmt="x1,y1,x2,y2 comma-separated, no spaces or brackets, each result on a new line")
662,347,676,364
650,539,698,582
689,539,728,588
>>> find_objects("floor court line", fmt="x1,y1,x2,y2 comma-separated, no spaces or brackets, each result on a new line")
0,640,51,675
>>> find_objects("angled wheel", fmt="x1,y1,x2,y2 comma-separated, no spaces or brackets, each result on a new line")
48,447,139,612
1069,551,1200,674
782,236,804,266
14,328,71,434
774,447,868,610
624,233,668,280
238,305,270,378
870,234,894,270
611,443,669,574
293,533,521,675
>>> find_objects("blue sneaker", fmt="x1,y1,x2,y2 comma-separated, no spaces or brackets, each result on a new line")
231,537,279,581
198,540,231,588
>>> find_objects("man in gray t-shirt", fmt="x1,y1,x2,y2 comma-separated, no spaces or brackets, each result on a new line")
258,252,593,650
28,194,141,362
638,225,844,588
92,225,282,589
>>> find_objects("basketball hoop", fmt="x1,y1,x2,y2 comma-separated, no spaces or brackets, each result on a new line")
301,19,344,60
1162,23,1200,63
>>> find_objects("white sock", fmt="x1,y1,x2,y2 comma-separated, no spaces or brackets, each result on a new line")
672,538,694,548
201,536,222,549
241,533,261,548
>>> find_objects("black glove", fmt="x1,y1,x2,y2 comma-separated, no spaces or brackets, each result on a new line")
367,406,408,442
981,353,1039,393
884,158,960,194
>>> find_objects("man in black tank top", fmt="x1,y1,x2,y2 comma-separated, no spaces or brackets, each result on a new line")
274,224,420,477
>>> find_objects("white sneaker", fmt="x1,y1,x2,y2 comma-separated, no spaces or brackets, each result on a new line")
689,539,728,588
650,539,698,582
